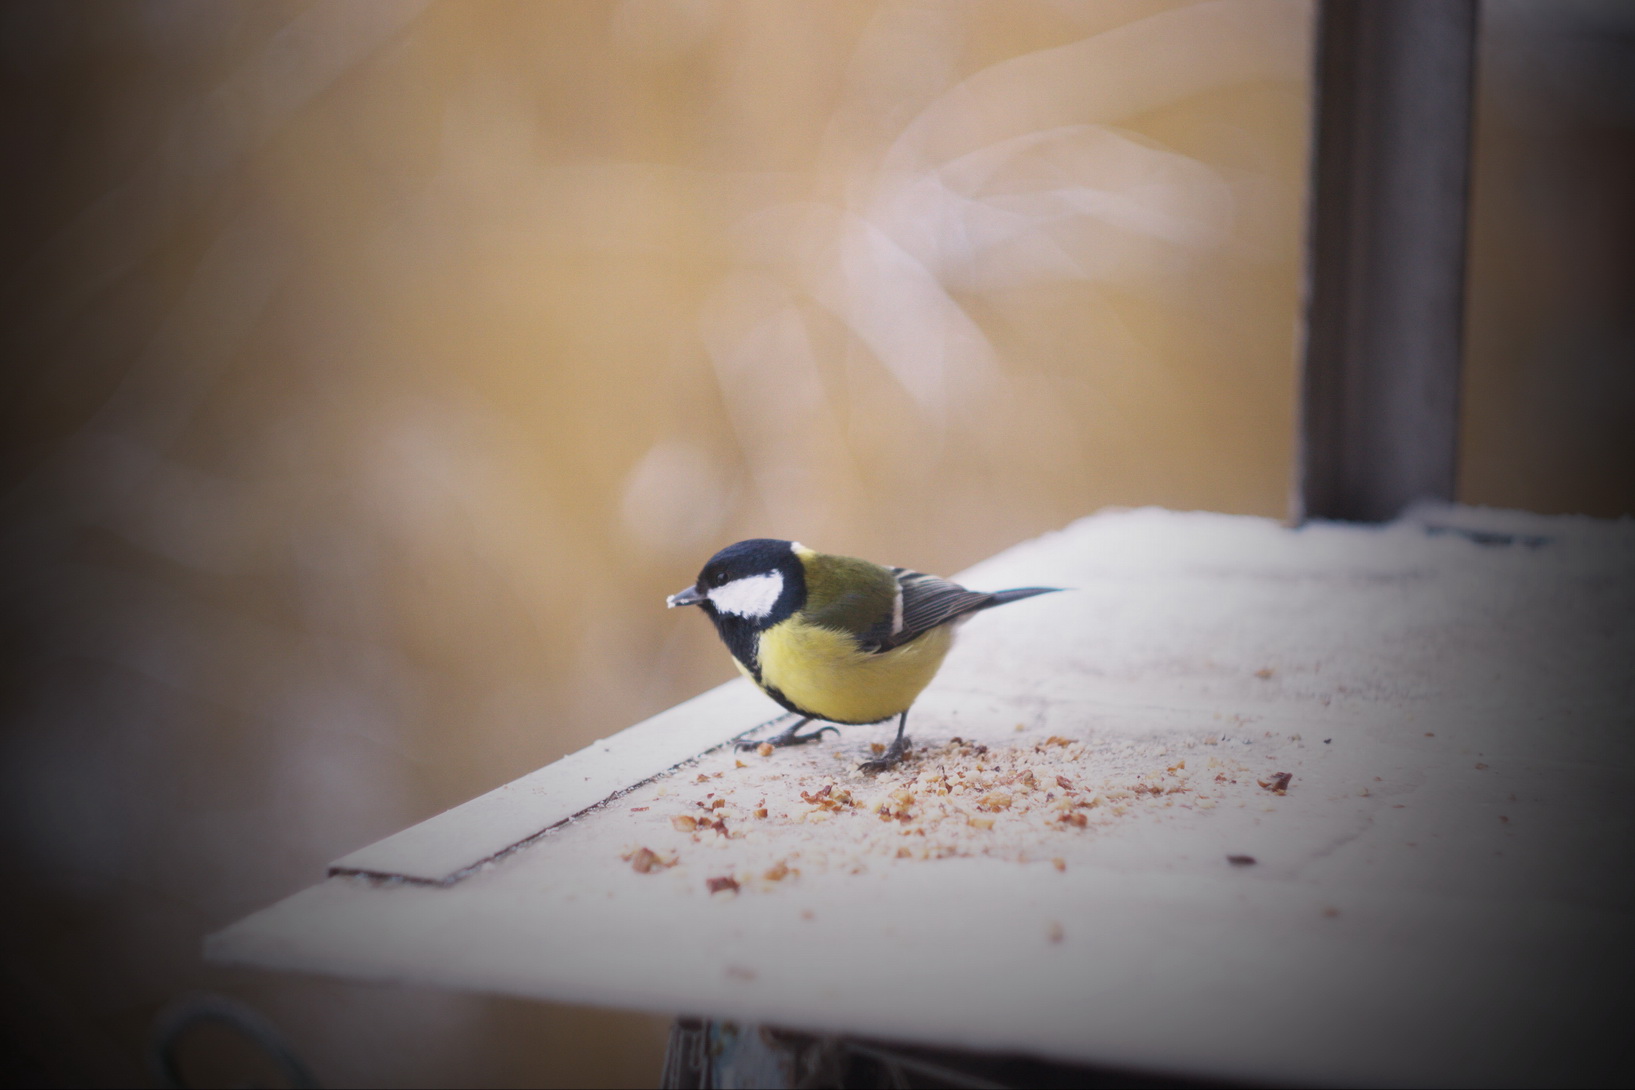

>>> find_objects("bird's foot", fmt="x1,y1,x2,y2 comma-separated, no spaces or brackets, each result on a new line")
736,718,838,751
769,724,840,747
858,737,911,773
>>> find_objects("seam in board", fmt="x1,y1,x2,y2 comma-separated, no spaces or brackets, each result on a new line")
326,712,803,888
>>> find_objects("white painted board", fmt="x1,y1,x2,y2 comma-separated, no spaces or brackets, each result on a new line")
208,507,1635,1087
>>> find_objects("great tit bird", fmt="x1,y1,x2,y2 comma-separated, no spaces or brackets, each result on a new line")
667,539,1060,772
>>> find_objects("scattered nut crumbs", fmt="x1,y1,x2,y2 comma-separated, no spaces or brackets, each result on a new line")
756,742,774,757
613,729,1300,892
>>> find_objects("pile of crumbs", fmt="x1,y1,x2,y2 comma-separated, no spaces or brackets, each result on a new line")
616,728,1296,895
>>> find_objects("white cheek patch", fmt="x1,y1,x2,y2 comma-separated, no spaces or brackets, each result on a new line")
709,571,785,618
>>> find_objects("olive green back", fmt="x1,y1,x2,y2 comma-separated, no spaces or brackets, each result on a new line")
797,553,897,637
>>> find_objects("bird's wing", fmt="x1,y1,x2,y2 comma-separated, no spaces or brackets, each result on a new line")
863,568,996,651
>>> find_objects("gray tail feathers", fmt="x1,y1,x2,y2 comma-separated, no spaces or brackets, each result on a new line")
985,586,1063,609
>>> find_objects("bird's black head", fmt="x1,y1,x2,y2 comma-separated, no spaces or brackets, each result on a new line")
688,538,807,623
667,539,807,673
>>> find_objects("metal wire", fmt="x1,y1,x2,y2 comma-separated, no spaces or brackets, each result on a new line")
148,992,319,1089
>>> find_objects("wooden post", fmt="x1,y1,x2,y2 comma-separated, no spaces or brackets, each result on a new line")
1294,0,1479,523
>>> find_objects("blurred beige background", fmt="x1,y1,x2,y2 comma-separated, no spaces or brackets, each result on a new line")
0,1,1628,1086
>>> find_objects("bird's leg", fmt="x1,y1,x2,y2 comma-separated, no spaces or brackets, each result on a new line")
858,711,911,773
736,716,839,751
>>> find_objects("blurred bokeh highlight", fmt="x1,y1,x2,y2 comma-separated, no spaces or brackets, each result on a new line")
1,1,1629,1086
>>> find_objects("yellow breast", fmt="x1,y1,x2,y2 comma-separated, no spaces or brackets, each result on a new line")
753,619,954,724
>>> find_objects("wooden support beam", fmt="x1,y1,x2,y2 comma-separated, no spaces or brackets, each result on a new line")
1295,0,1479,523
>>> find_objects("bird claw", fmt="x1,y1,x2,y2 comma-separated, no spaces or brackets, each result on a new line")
738,722,839,750
858,739,911,773
784,725,840,745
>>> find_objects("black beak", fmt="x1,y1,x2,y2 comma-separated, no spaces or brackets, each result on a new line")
667,585,705,608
